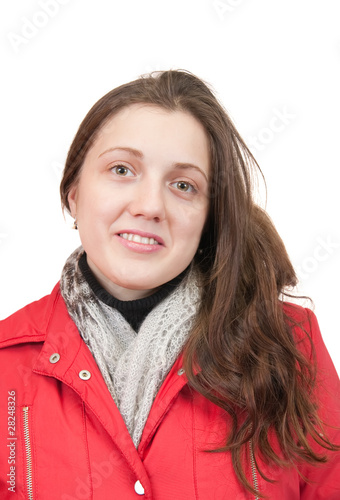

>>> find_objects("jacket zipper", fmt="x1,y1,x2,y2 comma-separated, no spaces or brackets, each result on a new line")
23,406,34,500
249,440,259,500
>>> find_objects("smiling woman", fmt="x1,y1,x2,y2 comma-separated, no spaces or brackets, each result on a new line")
67,104,210,299
0,70,339,499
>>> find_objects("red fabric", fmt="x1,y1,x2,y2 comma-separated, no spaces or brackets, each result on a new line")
0,285,339,499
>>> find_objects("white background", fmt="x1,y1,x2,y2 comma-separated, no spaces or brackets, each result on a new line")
0,0,339,374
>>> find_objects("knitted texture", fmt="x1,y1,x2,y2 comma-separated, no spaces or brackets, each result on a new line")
60,247,201,447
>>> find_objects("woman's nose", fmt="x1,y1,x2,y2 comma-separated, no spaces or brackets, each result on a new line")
128,179,166,222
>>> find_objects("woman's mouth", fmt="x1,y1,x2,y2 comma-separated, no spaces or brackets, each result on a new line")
115,231,164,253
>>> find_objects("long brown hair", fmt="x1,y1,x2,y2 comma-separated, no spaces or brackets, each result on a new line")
60,70,338,496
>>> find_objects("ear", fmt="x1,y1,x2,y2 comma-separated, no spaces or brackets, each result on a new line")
68,185,78,218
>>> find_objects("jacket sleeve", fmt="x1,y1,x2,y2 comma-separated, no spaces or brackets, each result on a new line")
297,308,340,500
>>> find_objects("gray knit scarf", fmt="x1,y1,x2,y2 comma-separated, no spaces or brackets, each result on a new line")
60,247,201,447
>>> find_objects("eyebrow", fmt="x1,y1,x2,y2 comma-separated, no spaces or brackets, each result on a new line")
99,146,144,159
99,146,208,181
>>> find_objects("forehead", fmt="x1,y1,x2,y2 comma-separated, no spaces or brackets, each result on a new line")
93,104,210,159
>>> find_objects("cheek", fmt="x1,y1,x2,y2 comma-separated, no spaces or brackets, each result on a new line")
77,186,118,219
176,209,207,246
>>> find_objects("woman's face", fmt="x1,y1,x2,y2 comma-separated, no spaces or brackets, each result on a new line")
68,104,210,300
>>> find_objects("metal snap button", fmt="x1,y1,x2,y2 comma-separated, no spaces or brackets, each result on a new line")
49,353,60,364
79,370,91,380
177,368,185,376
134,480,145,495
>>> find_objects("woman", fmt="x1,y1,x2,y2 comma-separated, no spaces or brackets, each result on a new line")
1,70,339,499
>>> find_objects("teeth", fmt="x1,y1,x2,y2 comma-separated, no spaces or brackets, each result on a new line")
120,233,159,245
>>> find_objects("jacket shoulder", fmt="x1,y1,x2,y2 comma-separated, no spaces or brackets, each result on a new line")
0,283,61,347
282,301,335,365
283,300,313,322
282,301,319,336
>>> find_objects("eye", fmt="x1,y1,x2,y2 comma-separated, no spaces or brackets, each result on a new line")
111,164,133,176
172,181,197,193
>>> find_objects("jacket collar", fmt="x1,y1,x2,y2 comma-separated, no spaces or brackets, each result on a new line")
0,283,61,348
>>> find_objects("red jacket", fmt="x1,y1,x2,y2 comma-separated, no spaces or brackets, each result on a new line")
1,284,339,499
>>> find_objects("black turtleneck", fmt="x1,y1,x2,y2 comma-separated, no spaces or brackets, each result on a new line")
78,253,188,332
